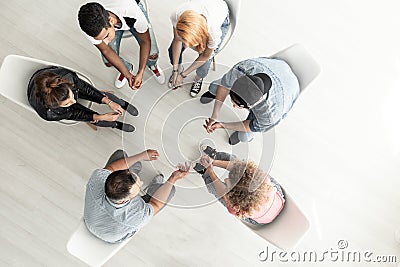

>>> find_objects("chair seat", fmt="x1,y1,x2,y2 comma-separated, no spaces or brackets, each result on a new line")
241,192,309,251
0,55,94,126
67,218,133,267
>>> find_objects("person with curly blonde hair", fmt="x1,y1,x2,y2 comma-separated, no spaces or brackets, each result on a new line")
195,149,285,224
168,0,230,97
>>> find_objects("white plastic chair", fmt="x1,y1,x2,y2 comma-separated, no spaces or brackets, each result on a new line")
0,54,95,128
271,44,321,93
212,0,242,70
67,218,133,267
241,44,319,250
241,192,310,251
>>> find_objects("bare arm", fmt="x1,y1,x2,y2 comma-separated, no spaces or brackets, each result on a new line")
148,169,188,214
181,47,214,77
221,120,252,132
132,30,151,88
205,120,252,133
95,42,136,89
211,85,230,120
104,149,159,172
206,166,228,199
212,159,234,171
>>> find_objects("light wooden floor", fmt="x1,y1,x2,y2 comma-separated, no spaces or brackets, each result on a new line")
1,0,400,266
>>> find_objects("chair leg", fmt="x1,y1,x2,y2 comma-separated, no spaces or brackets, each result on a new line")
86,122,97,131
212,57,216,71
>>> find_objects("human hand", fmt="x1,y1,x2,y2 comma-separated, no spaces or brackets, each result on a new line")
172,72,184,89
176,162,191,172
132,71,143,89
101,112,120,121
170,168,189,181
108,101,123,115
203,118,222,133
199,155,213,170
126,73,139,90
143,149,159,161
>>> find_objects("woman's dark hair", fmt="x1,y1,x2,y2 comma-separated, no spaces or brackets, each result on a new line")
105,170,137,202
34,71,73,108
78,2,111,37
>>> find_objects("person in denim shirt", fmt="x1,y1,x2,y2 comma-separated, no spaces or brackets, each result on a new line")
201,57,300,145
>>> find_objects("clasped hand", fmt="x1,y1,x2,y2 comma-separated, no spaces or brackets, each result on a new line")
203,118,222,133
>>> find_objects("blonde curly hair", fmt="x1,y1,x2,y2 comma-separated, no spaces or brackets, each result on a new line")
176,10,209,53
224,161,274,218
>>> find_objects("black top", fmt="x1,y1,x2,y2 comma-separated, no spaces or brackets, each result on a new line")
27,66,104,122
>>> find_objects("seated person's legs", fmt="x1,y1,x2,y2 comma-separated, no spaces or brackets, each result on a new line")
141,174,176,209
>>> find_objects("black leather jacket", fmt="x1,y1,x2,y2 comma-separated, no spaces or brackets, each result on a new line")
27,66,104,121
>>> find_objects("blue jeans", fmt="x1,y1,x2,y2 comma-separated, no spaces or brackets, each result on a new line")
168,13,230,78
102,0,159,70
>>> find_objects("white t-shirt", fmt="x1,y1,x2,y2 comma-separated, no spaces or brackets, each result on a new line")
170,0,229,49
84,0,149,45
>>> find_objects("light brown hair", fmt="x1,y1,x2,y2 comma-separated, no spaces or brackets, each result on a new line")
224,161,274,218
176,10,209,53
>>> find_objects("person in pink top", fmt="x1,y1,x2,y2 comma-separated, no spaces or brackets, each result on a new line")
194,147,285,224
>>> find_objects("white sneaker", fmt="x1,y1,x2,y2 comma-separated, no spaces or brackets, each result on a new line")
114,66,134,89
148,65,165,84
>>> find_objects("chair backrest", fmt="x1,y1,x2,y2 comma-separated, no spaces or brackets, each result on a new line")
218,0,242,53
67,218,133,267
242,192,310,251
0,55,94,125
271,44,321,92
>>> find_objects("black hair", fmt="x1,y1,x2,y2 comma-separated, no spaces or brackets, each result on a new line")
105,169,137,202
78,2,111,37
230,90,249,109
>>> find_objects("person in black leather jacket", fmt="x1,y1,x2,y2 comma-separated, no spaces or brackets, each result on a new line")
27,66,138,132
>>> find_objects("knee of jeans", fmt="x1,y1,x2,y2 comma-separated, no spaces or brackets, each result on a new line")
238,132,254,142
196,68,209,79
149,54,158,60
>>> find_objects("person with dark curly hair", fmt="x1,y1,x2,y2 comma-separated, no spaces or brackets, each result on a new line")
78,1,165,89
194,147,285,224
27,66,138,132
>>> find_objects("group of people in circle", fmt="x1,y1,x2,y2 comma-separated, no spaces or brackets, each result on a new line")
26,0,300,243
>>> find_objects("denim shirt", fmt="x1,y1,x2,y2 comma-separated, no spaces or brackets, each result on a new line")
220,57,300,132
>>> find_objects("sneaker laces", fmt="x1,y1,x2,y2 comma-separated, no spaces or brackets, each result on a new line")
191,79,203,93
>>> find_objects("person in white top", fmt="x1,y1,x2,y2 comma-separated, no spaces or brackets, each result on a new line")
78,0,165,89
168,0,230,97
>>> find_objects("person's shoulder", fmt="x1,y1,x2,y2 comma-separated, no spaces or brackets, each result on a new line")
129,197,154,216
88,168,112,184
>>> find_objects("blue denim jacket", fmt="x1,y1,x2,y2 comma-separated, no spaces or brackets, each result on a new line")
218,57,300,132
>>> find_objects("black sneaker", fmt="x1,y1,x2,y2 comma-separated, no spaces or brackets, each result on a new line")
115,121,135,132
200,91,215,104
228,131,240,145
193,163,206,175
190,78,203,97
124,102,139,116
201,145,217,159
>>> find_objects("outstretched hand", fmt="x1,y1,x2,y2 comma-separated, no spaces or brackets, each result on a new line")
143,149,159,161
199,155,213,169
